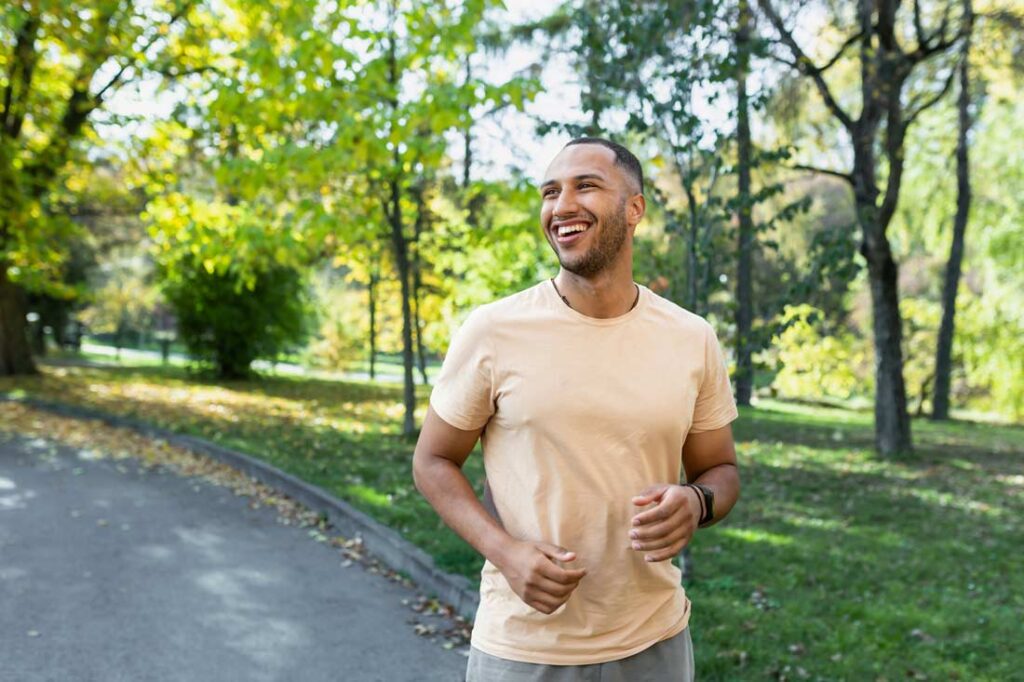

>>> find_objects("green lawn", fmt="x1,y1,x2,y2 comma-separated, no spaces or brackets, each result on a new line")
2,362,1021,680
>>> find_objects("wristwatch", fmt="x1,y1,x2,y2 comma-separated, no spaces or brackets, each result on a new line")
690,483,715,527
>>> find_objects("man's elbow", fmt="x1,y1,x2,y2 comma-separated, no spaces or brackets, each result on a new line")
411,448,430,496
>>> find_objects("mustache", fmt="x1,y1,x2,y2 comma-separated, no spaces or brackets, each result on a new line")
548,208,598,227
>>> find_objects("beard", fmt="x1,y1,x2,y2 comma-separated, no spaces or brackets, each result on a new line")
554,200,630,278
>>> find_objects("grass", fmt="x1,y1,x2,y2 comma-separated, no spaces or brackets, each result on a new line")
1,361,1021,680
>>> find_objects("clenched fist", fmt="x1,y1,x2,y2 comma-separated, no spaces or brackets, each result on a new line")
630,484,702,562
495,540,587,614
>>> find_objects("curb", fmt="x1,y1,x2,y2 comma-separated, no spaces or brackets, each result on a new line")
0,393,480,621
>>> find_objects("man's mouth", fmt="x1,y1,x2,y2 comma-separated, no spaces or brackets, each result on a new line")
553,221,592,244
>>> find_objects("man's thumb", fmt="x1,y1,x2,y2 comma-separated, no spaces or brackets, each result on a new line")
632,485,667,506
537,542,576,562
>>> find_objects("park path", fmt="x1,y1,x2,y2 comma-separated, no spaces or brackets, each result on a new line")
0,432,467,682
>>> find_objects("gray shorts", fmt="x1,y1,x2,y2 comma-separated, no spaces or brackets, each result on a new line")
465,627,694,682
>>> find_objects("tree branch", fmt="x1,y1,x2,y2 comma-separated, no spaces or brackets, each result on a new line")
820,30,865,73
904,64,958,126
913,0,927,49
756,0,855,131
792,163,855,187
2,14,40,140
908,0,960,61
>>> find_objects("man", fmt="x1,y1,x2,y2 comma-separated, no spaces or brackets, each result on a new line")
412,137,740,681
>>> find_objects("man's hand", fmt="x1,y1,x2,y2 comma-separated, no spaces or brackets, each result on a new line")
630,484,702,562
495,540,587,614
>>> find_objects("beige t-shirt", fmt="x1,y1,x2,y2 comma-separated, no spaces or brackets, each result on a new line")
429,280,738,665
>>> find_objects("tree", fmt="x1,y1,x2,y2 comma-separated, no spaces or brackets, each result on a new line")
147,191,313,378
932,0,974,420
166,264,308,379
734,0,757,406
757,0,969,455
346,0,531,435
0,0,213,375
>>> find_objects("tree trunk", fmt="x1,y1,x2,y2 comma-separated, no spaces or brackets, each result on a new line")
462,57,473,191
0,262,37,375
31,316,46,356
411,188,429,386
383,16,415,435
388,179,417,437
933,3,973,421
857,192,913,455
850,0,913,457
865,245,912,455
413,268,429,386
685,188,699,313
734,0,755,406
368,263,378,381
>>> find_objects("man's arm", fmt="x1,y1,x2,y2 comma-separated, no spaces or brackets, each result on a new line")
629,424,740,561
681,423,741,527
412,406,587,614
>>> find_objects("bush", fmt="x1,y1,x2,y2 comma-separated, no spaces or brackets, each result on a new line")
770,304,870,401
164,264,309,378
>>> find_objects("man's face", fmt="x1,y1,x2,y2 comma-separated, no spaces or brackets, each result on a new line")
539,144,642,278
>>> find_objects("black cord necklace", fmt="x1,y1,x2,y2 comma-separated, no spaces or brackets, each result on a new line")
550,278,640,313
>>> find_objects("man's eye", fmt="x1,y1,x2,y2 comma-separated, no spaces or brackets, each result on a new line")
578,183,594,190
543,189,559,197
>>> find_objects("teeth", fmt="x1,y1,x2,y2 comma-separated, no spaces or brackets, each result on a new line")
557,224,589,236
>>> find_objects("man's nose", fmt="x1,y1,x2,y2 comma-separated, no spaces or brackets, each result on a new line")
553,188,579,216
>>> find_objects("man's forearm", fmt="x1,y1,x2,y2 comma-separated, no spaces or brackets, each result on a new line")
690,462,740,527
413,455,514,566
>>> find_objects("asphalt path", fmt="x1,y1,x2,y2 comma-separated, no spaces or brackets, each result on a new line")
0,433,467,682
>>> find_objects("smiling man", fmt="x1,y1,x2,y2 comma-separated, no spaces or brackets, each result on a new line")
413,137,740,681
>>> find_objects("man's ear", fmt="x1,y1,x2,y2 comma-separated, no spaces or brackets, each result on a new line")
627,193,646,227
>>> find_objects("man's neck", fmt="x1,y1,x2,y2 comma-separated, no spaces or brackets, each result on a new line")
553,269,638,319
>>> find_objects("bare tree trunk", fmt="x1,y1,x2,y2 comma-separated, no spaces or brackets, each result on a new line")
857,191,913,455
411,190,429,387
413,269,428,386
462,58,473,191
933,0,974,421
30,316,46,356
0,261,37,375
685,188,699,313
385,14,416,436
368,260,378,381
388,182,417,436
734,0,755,406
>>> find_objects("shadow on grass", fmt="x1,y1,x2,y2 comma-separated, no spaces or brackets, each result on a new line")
687,448,1022,681
736,402,1024,462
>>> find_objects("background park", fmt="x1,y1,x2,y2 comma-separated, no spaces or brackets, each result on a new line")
1,0,1022,680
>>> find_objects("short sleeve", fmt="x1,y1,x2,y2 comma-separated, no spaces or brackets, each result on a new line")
689,322,739,433
429,308,496,431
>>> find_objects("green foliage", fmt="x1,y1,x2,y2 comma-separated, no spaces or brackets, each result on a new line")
769,304,869,401
147,192,313,378
164,263,309,379
0,0,217,277
955,287,1024,421
305,279,366,371
79,247,159,342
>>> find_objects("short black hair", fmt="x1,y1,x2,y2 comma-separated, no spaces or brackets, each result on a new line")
564,136,644,195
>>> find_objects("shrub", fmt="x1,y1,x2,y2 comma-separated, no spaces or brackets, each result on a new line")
164,264,309,379
770,304,870,401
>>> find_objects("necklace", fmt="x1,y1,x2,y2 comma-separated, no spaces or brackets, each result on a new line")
550,278,640,314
